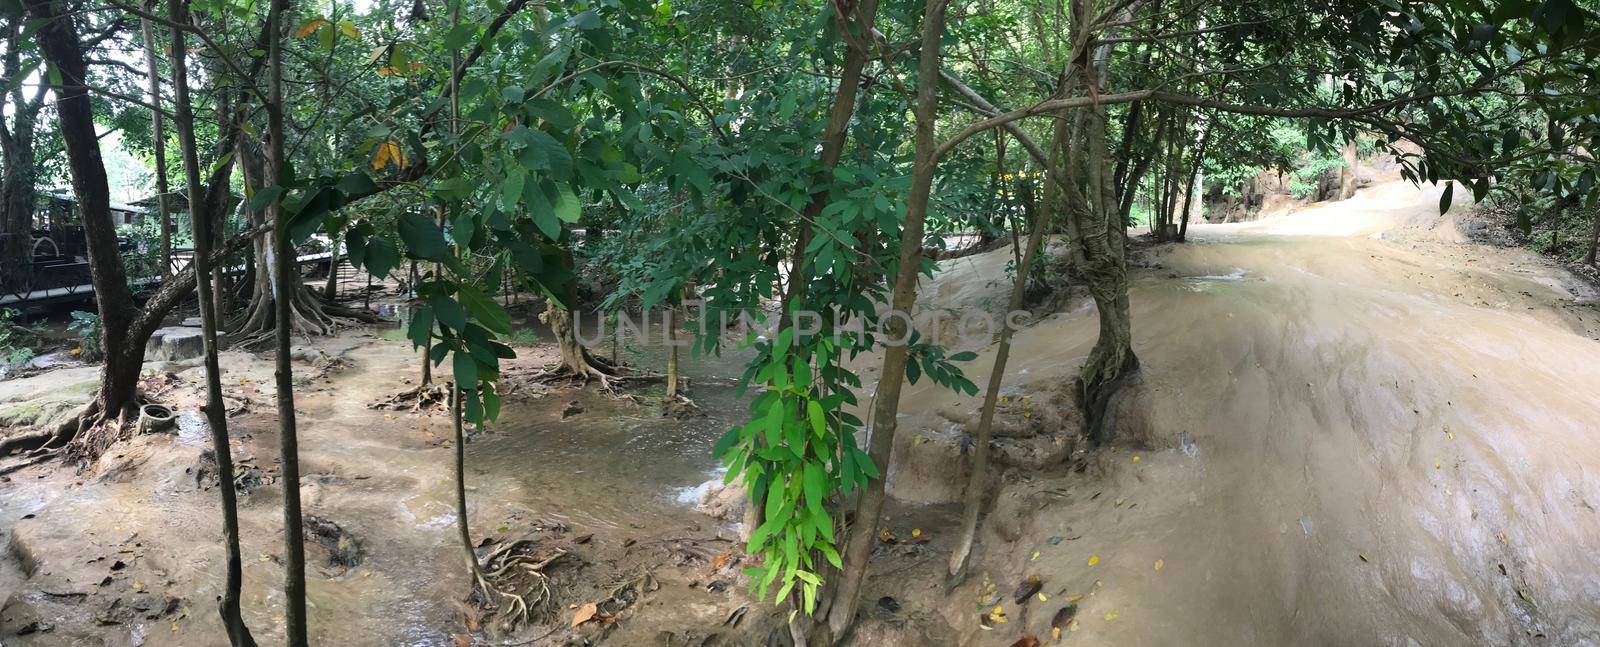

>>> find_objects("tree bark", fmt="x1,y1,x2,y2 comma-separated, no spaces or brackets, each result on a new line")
166,1,255,640
263,0,309,641
815,0,945,642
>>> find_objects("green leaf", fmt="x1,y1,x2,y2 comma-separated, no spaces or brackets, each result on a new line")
948,350,978,362
443,24,478,50
431,295,467,332
249,185,284,213
398,211,448,260
453,350,479,389
1438,181,1454,215
806,400,825,438
407,305,434,349
458,284,512,334
363,236,400,277
336,172,378,196
554,186,581,223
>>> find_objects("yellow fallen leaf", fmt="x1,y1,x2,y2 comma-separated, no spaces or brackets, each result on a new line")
1052,627,1062,639
1499,532,1508,545
1104,609,1119,621
912,528,922,538
132,580,143,590
1066,594,1085,603
1131,455,1141,463
171,621,179,632
1037,592,1048,602
1031,550,1040,560
1087,554,1100,566
1114,498,1126,508
1154,559,1164,571
1434,461,1441,469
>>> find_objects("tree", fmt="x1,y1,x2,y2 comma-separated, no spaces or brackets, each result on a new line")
165,0,255,640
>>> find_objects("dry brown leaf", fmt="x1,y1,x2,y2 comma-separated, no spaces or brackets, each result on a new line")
571,602,599,627
1009,637,1041,647
1013,575,1043,605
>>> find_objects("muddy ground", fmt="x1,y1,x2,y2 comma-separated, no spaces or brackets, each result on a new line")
4,181,1600,646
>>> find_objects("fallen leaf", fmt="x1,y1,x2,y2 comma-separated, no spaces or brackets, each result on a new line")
1103,609,1119,621
571,602,600,627
453,634,472,647
711,553,732,571
1030,551,1040,561
1131,455,1140,463
1051,603,1079,629
1013,575,1042,604
1499,532,1508,545
1154,559,1164,571
1052,626,1062,639
988,603,1008,624
1009,637,1041,647
1517,588,1535,605
1087,554,1099,567
879,528,897,543
912,528,922,538
1114,498,1126,508
1358,553,1369,562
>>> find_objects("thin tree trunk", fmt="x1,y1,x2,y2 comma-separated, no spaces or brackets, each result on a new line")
264,0,309,641
166,2,255,640
1585,206,1600,266
323,233,339,298
139,2,173,278
1176,116,1211,243
450,385,484,581
664,304,680,399
817,0,945,641
947,163,1050,582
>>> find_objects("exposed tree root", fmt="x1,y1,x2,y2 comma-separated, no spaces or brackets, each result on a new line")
369,383,450,412
231,284,385,350
471,540,572,634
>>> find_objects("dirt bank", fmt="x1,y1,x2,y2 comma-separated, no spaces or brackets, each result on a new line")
870,181,1600,645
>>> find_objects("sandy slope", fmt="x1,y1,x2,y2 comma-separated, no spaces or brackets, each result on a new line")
876,181,1600,645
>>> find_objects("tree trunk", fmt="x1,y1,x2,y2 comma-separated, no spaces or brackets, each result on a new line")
166,2,255,640
664,304,680,399
140,1,173,278
1064,0,1138,447
233,141,337,340
1176,116,1212,243
0,21,42,294
815,0,945,642
948,163,1051,582
1585,206,1599,266
450,385,485,581
263,0,309,641
323,233,339,299
27,0,144,446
